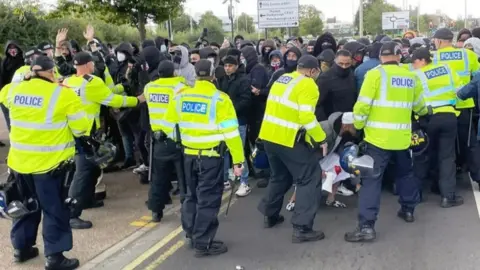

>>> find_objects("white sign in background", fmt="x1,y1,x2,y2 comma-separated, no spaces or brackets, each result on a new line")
382,11,410,30
257,0,300,29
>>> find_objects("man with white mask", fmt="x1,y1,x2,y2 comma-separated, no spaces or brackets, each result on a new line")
172,45,196,87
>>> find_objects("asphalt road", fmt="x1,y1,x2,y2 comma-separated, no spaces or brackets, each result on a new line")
93,174,480,270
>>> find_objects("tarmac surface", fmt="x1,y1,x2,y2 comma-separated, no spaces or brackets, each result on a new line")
1,112,480,270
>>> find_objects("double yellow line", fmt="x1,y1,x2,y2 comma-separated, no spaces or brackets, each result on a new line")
122,192,236,270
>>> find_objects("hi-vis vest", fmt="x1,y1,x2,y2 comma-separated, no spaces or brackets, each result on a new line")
62,74,138,134
4,78,89,174
259,71,326,148
432,47,479,109
12,65,62,83
353,64,428,150
400,63,414,71
144,77,186,132
415,63,460,115
159,80,245,164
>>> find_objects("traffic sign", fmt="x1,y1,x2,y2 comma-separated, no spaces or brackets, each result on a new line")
382,11,410,30
258,0,299,29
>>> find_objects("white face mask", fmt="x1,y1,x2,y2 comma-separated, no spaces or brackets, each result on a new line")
160,45,167,52
207,57,215,64
117,52,126,62
241,58,246,65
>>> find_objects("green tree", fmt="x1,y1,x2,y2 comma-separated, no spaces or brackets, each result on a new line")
298,4,324,36
93,0,185,41
198,11,224,43
172,12,197,33
237,13,254,33
355,0,400,35
46,0,129,25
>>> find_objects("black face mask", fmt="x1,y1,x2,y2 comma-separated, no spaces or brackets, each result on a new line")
173,55,182,64
333,63,351,78
321,43,333,51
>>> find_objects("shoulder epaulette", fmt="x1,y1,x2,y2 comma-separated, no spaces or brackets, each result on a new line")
83,74,94,82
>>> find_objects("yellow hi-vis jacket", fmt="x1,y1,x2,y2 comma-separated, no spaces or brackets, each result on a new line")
2,78,90,174
12,65,62,83
415,63,463,116
62,74,138,133
432,46,479,109
259,71,326,148
144,77,188,132
400,63,415,71
103,66,124,93
160,80,245,164
354,64,428,150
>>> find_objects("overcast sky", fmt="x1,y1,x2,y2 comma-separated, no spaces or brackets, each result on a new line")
43,0,478,23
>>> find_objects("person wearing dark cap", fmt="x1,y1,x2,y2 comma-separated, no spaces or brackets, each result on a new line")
10,47,45,84
345,41,428,242
63,51,144,230
38,42,62,80
456,28,472,48
217,55,252,196
159,59,245,257
432,28,480,190
411,47,464,207
2,55,90,269
257,54,328,243
144,60,189,222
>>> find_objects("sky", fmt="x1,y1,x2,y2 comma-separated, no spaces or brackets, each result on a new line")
43,0,479,23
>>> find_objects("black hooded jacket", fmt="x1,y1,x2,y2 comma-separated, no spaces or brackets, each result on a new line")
1,41,24,89
113,42,134,94
313,32,337,57
217,65,251,126
265,46,302,91
258,39,276,66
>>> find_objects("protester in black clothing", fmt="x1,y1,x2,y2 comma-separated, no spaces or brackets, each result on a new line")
317,49,335,74
259,39,276,66
190,49,200,65
337,39,348,50
256,38,265,56
313,32,337,57
342,41,367,68
199,47,218,66
239,40,255,49
316,50,356,121
1,41,24,89
306,40,316,55
265,46,302,91
234,35,245,49
142,39,156,49
266,50,283,77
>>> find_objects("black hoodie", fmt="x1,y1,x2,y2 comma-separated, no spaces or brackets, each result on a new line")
258,39,276,66
1,41,24,89
313,32,337,57
265,46,302,91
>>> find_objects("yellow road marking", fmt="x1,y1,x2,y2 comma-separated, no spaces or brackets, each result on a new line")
145,241,185,270
129,221,149,227
122,191,235,270
141,216,153,221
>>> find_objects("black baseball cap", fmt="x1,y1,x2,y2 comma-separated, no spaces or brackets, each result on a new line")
380,42,402,56
297,55,319,69
195,59,214,77
25,47,45,58
31,56,55,72
74,51,94,65
223,55,238,66
433,28,454,40
411,48,432,61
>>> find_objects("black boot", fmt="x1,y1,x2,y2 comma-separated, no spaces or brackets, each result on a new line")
194,240,228,258
83,200,104,210
264,214,284,228
441,195,464,208
14,247,39,263
69,218,92,229
397,210,415,223
344,226,376,242
45,253,79,270
292,227,325,243
256,178,269,188
152,211,163,223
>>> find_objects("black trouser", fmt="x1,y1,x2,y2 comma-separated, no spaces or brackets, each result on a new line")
457,108,480,181
257,141,322,230
69,154,101,218
181,154,223,248
420,113,457,197
148,138,185,213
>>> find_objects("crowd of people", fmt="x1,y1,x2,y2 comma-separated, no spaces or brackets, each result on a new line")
2,22,480,268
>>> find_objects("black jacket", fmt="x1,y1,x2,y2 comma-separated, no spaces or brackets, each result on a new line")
265,46,302,92
218,68,252,126
316,64,357,121
1,41,24,89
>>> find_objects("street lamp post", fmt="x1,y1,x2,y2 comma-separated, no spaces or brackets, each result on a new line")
359,0,364,37
224,0,240,41
464,0,467,28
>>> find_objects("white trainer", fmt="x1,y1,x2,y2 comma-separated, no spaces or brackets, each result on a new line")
336,184,354,196
235,183,252,197
133,164,149,174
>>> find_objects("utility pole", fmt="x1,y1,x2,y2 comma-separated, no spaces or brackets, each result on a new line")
359,0,364,37
189,8,193,34
416,3,420,33
464,0,467,28
224,0,240,41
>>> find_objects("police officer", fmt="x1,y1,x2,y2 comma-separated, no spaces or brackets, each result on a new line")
431,28,480,186
144,60,188,222
160,59,244,257
3,56,90,269
411,48,464,207
11,47,45,83
38,42,62,80
62,52,143,229
346,42,428,242
257,54,328,243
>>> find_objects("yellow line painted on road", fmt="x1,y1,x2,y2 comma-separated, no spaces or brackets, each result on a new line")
129,221,150,227
145,241,185,270
122,191,235,270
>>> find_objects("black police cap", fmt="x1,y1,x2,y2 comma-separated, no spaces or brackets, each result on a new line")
25,47,45,58
74,51,94,66
195,59,214,77
31,55,55,72
37,42,53,51
433,28,454,40
297,55,319,69
380,41,402,56
411,47,432,62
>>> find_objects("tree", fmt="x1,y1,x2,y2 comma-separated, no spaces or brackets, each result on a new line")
46,0,129,25
298,4,324,36
198,11,224,43
93,0,185,41
355,0,400,35
172,12,197,33
237,13,254,33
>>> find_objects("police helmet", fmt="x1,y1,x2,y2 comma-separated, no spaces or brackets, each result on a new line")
86,141,117,169
410,128,429,156
339,143,375,177
250,140,269,170
0,173,40,220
